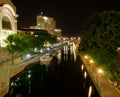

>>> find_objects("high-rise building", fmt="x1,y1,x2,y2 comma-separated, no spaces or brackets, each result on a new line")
30,14,62,36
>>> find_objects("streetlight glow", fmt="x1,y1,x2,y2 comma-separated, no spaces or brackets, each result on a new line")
84,55,88,59
98,68,103,86
43,16,48,21
98,69,103,74
89,59,94,63
81,64,84,71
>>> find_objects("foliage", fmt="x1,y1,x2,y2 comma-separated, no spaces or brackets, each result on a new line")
5,33,33,55
80,10,120,73
5,30,58,55
33,30,58,48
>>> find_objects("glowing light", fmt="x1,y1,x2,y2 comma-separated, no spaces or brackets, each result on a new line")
84,55,88,59
98,68,104,85
28,74,31,78
26,54,31,58
89,59,94,63
47,47,50,51
84,71,87,78
81,64,84,71
88,86,92,97
43,16,48,21
98,69,103,74
40,49,43,53
73,42,76,61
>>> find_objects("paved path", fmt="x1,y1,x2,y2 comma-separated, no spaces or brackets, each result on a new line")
80,52,120,97
0,53,41,97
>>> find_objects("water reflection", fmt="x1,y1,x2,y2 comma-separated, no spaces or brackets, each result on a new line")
88,86,92,97
4,47,100,97
81,64,84,71
84,71,87,79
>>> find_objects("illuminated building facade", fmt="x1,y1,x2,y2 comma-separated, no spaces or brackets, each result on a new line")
30,14,62,36
0,0,18,47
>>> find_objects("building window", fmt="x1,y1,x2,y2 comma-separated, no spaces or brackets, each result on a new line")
2,16,12,30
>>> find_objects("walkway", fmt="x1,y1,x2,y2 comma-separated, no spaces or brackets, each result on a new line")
80,52,120,97
0,53,41,97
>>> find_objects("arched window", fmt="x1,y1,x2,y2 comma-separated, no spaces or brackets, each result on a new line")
2,16,12,30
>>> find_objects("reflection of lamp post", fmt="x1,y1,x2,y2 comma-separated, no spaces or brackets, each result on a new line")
28,70,31,94
98,68,103,86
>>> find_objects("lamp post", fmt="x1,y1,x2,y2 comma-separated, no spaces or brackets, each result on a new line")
89,59,94,74
11,41,14,65
11,36,15,65
98,68,103,86
84,55,88,64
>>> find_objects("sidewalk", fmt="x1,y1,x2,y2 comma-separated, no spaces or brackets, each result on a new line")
80,52,120,97
0,53,41,97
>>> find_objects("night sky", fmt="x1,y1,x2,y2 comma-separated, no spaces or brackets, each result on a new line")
11,0,120,37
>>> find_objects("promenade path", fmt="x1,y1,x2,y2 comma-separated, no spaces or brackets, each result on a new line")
0,46,60,97
80,52,120,97
0,52,41,97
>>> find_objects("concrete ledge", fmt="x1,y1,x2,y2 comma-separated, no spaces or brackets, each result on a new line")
80,52,120,97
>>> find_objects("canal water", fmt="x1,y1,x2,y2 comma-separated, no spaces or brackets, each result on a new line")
4,49,100,97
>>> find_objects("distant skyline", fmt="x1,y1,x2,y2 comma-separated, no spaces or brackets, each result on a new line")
11,0,120,37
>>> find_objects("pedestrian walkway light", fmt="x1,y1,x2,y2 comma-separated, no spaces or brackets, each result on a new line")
98,68,103,86
84,55,88,59
81,64,84,71
89,59,94,72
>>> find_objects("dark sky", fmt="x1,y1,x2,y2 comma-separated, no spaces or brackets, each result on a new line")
11,0,120,37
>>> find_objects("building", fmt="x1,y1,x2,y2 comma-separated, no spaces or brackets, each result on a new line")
30,14,62,37
0,0,18,47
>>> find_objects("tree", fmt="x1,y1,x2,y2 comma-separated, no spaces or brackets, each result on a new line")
5,33,33,56
5,30,58,55
80,10,120,76
33,30,58,48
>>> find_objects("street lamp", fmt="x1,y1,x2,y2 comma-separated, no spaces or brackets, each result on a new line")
89,59,94,73
84,55,88,59
84,55,88,64
11,41,15,65
98,68,103,86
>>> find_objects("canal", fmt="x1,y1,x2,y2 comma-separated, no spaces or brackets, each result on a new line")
4,48,100,97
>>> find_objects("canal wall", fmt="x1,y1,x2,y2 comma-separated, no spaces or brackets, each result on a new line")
0,51,58,97
80,52,120,97
0,54,41,97
80,52,102,97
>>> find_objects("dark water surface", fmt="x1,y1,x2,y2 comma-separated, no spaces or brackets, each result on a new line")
4,51,100,97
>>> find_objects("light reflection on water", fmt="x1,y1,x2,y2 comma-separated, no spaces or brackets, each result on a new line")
88,86,92,97
4,46,99,97
84,71,87,79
